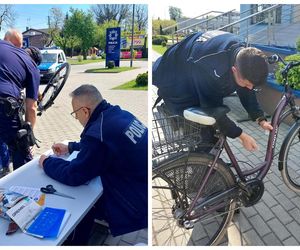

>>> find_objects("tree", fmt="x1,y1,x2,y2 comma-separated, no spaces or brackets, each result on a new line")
0,5,15,32
64,8,97,59
152,19,176,36
169,6,182,21
48,7,65,46
91,4,130,25
94,20,119,50
135,5,147,31
49,7,64,31
52,33,68,52
67,35,81,57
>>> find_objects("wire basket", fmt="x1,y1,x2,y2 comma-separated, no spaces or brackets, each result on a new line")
152,112,204,159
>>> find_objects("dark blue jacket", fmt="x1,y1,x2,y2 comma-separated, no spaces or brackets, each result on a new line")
43,100,148,236
0,40,40,137
153,30,264,138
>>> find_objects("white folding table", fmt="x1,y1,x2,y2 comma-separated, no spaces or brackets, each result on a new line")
0,151,103,246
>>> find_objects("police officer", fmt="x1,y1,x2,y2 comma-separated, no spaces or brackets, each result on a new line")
0,37,41,170
38,84,148,245
4,29,23,48
153,30,273,151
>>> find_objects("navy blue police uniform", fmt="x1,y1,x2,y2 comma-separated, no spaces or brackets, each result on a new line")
0,40,40,169
42,100,148,239
153,30,265,138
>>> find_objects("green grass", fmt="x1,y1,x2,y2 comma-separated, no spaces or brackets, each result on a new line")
113,79,148,90
85,67,138,73
68,58,147,65
67,58,104,65
153,45,167,55
120,58,148,61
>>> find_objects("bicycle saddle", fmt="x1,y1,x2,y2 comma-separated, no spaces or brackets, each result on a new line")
183,106,230,125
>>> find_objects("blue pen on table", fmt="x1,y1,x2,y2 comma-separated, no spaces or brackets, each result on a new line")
40,184,75,199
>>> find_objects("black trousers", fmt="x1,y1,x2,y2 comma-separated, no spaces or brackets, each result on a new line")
63,198,106,246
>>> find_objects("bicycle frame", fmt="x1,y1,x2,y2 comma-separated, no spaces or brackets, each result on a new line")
186,88,300,219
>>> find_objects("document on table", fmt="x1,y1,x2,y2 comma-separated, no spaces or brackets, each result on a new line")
9,186,43,202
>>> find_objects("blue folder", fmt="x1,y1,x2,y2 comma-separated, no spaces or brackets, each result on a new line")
26,207,66,238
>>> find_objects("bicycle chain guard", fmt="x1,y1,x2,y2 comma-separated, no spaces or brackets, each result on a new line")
239,179,264,207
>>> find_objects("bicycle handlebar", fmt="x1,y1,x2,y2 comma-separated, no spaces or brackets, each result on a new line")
268,54,300,84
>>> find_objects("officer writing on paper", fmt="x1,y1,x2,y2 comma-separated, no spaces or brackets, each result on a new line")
153,30,273,151
39,84,148,245
0,29,41,171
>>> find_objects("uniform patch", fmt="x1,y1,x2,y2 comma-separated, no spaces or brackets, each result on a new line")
125,119,146,144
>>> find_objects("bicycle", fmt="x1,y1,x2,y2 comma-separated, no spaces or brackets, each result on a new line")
37,62,71,115
152,54,300,246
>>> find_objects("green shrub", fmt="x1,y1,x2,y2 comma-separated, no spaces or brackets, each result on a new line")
77,55,83,62
91,53,97,60
107,60,115,69
275,53,300,90
136,72,148,87
152,35,168,45
161,41,167,47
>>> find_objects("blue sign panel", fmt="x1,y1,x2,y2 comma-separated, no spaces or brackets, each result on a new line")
105,27,121,67
23,37,30,48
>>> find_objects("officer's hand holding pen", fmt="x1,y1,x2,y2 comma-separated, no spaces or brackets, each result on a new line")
52,142,68,156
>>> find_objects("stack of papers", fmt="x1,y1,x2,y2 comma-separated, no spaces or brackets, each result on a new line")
6,198,70,238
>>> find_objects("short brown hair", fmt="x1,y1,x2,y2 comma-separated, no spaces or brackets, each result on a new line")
235,47,268,86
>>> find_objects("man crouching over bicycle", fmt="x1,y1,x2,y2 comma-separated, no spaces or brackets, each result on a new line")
153,30,273,150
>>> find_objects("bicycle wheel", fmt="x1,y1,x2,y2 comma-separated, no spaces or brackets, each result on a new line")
279,122,300,192
38,62,70,113
152,153,236,246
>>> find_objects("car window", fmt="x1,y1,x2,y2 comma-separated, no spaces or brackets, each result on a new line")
42,54,57,63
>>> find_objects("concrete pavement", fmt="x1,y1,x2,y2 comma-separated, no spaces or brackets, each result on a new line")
151,90,300,246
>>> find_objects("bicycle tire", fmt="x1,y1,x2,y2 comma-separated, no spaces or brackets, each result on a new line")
38,62,70,113
152,153,236,246
279,121,300,192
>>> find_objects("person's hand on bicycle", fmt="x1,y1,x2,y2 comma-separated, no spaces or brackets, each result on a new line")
239,132,258,151
259,120,273,131
52,143,69,156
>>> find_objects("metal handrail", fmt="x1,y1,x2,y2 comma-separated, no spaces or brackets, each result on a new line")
162,11,223,32
218,4,281,31
175,9,237,34
164,4,264,34
218,4,300,46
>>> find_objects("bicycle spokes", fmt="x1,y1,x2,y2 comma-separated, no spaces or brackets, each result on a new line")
152,154,236,246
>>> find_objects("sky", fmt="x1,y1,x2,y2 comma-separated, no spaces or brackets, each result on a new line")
0,4,92,38
151,1,241,20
